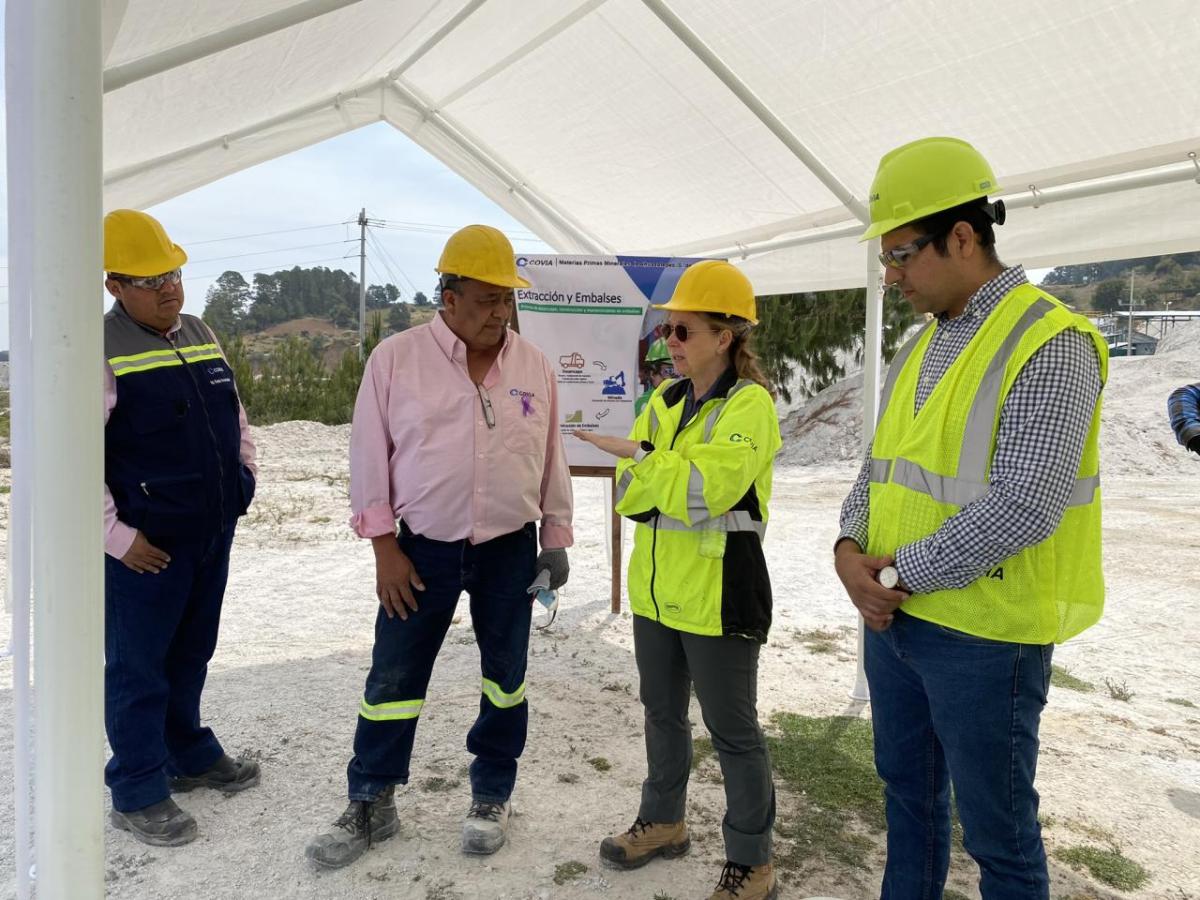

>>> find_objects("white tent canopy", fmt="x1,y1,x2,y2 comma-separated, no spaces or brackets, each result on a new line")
101,0,1200,293
8,2,1200,898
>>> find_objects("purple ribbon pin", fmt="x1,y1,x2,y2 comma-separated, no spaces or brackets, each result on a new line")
521,394,533,417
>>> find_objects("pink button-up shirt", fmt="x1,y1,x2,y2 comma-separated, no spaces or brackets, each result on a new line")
349,313,573,549
103,317,257,559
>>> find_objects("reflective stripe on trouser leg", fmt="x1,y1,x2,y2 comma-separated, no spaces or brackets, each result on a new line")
359,697,424,721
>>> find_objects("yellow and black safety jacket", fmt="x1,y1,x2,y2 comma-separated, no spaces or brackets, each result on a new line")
616,368,781,641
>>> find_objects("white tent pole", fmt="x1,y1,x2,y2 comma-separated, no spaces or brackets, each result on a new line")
5,1,35,894
387,0,490,80
103,0,364,92
697,158,1200,261
387,80,609,254
29,0,106,895
433,0,608,108
639,0,868,223
851,239,885,703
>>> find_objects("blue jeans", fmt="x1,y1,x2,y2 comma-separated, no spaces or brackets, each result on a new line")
347,522,536,804
104,527,234,812
865,610,1053,900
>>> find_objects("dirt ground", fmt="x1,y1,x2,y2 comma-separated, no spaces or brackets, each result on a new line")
2,345,1199,899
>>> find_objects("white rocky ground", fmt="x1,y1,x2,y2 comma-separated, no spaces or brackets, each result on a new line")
1,326,1198,899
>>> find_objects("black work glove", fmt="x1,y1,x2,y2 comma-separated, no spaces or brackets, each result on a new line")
534,548,569,590
1188,436,1200,456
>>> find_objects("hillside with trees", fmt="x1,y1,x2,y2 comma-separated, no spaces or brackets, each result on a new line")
1039,252,1200,312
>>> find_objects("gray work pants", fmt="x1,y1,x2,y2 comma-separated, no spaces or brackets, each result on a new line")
633,614,776,866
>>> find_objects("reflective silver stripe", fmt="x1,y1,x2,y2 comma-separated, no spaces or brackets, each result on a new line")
359,697,423,722
877,321,934,424
652,510,766,541
869,457,892,483
891,456,1100,509
647,403,660,440
1068,475,1099,507
615,467,634,504
959,298,1055,482
686,463,707,519
892,457,988,506
481,677,526,709
702,404,722,443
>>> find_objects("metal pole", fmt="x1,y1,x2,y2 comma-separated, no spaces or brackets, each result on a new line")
358,207,367,358
103,0,364,92
5,0,34,892
29,0,105,895
851,240,885,703
1127,269,1134,358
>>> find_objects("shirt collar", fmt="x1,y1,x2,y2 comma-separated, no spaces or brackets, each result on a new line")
113,299,182,338
430,309,511,365
939,264,1028,324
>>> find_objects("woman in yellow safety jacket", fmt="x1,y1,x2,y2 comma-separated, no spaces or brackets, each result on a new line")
574,260,782,900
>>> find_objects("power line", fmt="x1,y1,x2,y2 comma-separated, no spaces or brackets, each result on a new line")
366,230,419,296
184,221,350,246
187,254,355,280
189,240,350,265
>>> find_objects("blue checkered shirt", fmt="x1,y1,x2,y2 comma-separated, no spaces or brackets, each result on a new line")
837,265,1103,593
1168,382,1200,450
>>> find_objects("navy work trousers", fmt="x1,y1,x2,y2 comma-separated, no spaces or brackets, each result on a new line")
347,522,536,804
104,526,234,812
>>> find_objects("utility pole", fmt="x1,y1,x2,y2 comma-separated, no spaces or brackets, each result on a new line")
358,207,367,359
1126,269,1134,357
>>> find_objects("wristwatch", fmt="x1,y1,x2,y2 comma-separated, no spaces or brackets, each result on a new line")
877,565,899,589
633,440,654,463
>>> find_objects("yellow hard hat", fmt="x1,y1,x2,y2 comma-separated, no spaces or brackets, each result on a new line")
860,137,1000,241
654,260,757,324
436,224,530,289
103,209,188,276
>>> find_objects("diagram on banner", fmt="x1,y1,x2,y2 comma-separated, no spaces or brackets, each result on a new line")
515,253,706,467
601,371,626,396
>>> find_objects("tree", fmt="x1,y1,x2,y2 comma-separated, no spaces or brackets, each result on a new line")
754,288,916,402
388,303,411,333
202,271,251,335
1092,278,1126,313
413,291,430,307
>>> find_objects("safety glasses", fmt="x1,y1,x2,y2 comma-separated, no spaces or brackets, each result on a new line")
656,322,722,343
878,233,936,269
476,383,496,429
113,268,183,291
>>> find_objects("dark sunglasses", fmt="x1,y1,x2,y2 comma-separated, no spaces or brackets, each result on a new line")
656,322,723,342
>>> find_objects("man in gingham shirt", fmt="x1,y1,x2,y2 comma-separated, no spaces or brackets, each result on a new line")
835,138,1105,900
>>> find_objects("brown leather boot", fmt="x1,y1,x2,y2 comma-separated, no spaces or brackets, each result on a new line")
599,816,690,869
707,860,778,899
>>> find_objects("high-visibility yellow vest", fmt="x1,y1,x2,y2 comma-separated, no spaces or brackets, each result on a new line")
867,283,1108,644
616,372,781,641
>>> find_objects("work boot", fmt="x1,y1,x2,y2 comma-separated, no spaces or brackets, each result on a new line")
305,787,399,869
599,816,690,869
707,860,778,899
461,799,511,855
170,754,261,794
110,797,198,847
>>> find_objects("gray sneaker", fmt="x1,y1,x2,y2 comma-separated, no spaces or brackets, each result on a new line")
110,797,198,847
305,787,399,869
461,799,511,855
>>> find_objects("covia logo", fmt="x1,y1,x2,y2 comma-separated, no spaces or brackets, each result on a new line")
509,389,536,400
729,432,758,451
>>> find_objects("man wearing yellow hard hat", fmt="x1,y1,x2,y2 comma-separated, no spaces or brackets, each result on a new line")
306,224,574,868
102,210,260,847
834,138,1107,898
576,260,783,900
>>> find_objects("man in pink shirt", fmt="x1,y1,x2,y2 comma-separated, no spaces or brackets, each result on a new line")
307,225,574,869
102,210,260,848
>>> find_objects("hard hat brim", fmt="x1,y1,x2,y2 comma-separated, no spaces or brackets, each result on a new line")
652,297,758,326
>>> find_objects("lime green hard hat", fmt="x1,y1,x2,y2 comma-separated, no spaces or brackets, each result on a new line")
644,337,671,365
860,137,1000,241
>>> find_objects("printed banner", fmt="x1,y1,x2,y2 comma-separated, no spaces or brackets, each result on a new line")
515,254,704,468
